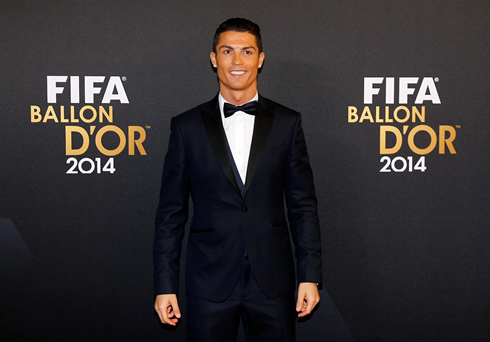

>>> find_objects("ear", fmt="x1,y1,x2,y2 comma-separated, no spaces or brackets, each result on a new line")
210,52,217,67
258,52,265,68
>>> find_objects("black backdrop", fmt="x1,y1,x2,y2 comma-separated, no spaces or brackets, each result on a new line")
1,1,489,341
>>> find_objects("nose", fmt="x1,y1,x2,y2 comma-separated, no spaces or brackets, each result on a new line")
232,53,243,65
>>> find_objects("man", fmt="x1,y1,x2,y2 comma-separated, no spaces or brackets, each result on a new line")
154,18,322,341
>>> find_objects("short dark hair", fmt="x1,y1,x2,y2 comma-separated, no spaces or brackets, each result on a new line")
213,18,262,53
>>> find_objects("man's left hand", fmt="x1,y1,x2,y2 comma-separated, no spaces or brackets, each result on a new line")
296,282,320,317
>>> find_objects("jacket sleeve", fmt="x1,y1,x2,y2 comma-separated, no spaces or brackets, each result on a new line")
153,116,190,297
284,112,323,285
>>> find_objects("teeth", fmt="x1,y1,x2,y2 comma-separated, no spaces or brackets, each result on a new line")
230,71,246,75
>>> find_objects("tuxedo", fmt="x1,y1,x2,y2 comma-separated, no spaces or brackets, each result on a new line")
154,94,323,303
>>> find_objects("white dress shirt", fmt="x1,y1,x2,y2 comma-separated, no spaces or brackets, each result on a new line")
219,92,258,184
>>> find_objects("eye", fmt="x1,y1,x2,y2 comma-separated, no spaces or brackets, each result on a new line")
244,50,252,55
223,49,232,55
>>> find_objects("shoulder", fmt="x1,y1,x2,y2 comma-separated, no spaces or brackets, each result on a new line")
173,99,212,121
172,95,218,126
259,95,301,123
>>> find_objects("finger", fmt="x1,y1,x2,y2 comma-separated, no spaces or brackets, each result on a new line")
170,297,181,319
161,298,180,325
160,302,176,326
162,307,177,326
296,290,306,312
167,306,179,323
298,296,315,317
304,295,315,314
155,305,165,324
297,302,307,317
297,297,310,317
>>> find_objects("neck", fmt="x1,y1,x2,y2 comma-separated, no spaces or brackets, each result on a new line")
219,85,257,106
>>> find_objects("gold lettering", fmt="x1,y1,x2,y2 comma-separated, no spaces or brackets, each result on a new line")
375,107,383,123
79,106,97,123
348,106,358,123
66,126,89,155
31,106,42,122
407,125,437,155
359,107,374,123
439,125,456,154
60,106,69,123
393,106,410,123
99,106,113,123
95,125,126,156
384,106,393,123
128,126,147,155
70,106,79,123
412,106,425,123
380,126,402,154
43,106,59,122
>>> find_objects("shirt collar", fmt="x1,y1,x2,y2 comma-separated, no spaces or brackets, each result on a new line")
219,92,259,122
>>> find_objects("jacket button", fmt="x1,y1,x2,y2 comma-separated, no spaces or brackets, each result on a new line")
242,206,248,212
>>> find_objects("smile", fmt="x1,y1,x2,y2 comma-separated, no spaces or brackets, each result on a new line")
230,71,246,75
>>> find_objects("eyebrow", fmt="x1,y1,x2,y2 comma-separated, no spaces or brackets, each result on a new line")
219,45,256,51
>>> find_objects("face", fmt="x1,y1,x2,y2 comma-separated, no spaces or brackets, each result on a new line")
210,31,265,101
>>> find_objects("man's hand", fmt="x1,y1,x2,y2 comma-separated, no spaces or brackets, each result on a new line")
296,282,320,317
154,294,181,326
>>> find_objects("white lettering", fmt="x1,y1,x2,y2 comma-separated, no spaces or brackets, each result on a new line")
399,77,419,104
364,77,384,104
47,76,68,103
415,77,441,104
84,76,105,104
102,76,129,103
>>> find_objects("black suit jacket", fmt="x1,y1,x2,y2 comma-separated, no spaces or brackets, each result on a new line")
154,94,322,302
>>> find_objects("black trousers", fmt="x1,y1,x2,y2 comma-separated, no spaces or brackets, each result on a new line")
186,256,296,342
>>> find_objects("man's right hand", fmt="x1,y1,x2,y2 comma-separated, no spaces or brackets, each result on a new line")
154,294,181,326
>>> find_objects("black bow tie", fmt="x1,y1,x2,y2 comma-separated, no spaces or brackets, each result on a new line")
223,101,258,118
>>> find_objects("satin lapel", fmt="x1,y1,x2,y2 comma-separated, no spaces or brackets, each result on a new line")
243,98,274,196
202,99,242,197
